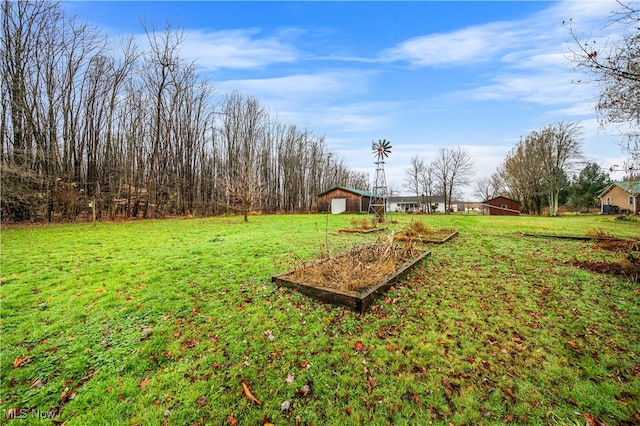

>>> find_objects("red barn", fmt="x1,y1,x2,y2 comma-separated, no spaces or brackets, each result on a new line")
482,196,521,216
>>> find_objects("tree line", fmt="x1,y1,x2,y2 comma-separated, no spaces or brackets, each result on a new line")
471,121,619,216
1,0,368,223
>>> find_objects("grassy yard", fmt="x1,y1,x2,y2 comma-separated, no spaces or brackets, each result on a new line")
1,213,639,425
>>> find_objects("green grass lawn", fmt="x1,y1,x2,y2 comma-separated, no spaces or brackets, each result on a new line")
1,213,639,425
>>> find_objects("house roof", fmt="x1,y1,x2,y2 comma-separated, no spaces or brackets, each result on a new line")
483,195,521,204
598,181,640,198
317,186,383,198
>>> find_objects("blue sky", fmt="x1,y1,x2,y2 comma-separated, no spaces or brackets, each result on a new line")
63,0,631,197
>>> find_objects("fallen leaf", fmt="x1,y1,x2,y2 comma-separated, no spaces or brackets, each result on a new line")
286,372,295,385
29,378,43,389
13,355,32,368
60,388,78,403
584,412,596,426
442,377,454,393
227,412,238,426
138,376,151,388
504,387,516,402
140,326,153,341
242,382,262,405
366,373,377,394
568,340,579,349
354,341,368,353
197,395,208,408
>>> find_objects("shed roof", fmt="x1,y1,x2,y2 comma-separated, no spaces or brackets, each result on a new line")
598,181,640,197
317,186,383,198
483,195,521,204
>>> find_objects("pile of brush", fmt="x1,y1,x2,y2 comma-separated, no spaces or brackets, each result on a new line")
286,235,421,294
394,221,456,243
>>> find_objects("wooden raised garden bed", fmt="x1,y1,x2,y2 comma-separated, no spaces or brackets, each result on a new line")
394,222,458,244
338,217,386,234
272,243,431,313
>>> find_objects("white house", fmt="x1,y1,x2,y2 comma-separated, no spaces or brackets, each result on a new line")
387,196,461,213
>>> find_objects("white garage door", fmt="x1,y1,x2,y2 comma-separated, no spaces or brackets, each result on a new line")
331,198,346,214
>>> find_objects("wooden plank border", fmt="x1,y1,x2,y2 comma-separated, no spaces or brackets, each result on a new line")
521,233,623,241
272,251,431,313
337,227,387,234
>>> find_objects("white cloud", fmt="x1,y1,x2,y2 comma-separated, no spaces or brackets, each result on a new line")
380,22,531,66
216,71,367,99
180,29,298,70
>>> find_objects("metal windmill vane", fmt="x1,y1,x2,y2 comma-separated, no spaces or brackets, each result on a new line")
369,139,392,221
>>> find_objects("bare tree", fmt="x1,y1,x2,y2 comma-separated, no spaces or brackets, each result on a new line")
419,161,437,213
220,92,267,221
432,146,475,213
500,123,582,216
475,177,493,201
404,155,423,198
566,1,639,162
538,122,582,216
501,135,545,215
0,1,374,223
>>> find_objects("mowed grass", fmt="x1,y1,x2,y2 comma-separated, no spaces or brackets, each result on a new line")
1,213,639,425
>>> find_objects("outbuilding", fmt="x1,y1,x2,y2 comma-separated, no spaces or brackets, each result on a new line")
317,186,381,214
482,196,521,216
599,181,640,215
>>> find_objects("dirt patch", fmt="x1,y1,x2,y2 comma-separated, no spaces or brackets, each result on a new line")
570,235,640,278
568,260,629,276
594,238,640,252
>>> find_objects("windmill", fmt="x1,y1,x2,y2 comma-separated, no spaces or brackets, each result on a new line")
369,139,392,222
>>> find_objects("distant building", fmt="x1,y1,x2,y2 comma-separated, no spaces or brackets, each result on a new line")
482,196,521,216
598,181,640,215
387,196,461,213
464,202,483,213
317,186,382,214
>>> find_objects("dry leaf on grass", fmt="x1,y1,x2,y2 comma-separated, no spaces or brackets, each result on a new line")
242,382,262,405
13,355,32,368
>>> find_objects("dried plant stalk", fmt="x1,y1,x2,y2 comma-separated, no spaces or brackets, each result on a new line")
394,221,455,243
286,236,421,294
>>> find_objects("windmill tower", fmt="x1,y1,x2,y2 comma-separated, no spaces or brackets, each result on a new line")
369,139,392,222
